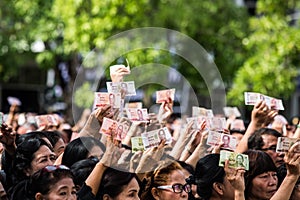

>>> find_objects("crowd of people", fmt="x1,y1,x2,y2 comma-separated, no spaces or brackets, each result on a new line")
0,64,299,200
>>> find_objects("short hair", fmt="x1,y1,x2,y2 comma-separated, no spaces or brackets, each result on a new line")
248,128,281,150
62,137,105,167
194,154,225,200
12,138,54,184
243,150,277,199
70,157,98,187
28,166,74,197
40,131,63,148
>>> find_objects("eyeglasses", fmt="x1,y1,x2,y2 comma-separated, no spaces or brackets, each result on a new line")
157,183,191,193
42,165,70,173
261,145,277,152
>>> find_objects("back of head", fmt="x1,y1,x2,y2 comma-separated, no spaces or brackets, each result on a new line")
70,157,98,187
62,136,105,167
194,154,225,200
243,150,277,198
248,128,281,150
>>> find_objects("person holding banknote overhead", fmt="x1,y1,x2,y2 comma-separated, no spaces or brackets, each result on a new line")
248,128,284,168
194,154,237,200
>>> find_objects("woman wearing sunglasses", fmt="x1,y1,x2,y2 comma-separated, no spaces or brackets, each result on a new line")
140,161,191,200
10,165,77,200
29,165,77,200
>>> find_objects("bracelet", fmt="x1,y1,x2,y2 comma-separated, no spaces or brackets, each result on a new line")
185,147,193,155
121,144,132,150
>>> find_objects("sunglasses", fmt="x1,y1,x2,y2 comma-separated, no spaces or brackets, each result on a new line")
261,145,277,152
42,165,70,173
157,183,191,193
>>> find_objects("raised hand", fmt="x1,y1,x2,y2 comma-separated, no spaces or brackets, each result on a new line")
135,140,166,174
284,142,300,177
251,100,277,128
157,98,173,125
0,123,17,155
110,65,130,83
224,160,245,200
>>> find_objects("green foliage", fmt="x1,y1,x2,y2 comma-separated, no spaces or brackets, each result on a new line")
3,0,299,110
228,0,300,105
74,82,94,109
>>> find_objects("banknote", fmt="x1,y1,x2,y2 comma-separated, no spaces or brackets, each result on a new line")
141,127,172,150
109,64,130,75
94,92,122,109
126,108,149,122
244,92,263,105
35,114,58,127
106,81,136,96
264,96,284,110
207,132,237,151
99,117,129,141
208,117,227,131
219,150,249,170
156,88,175,103
125,102,143,109
192,106,214,118
7,96,22,106
276,137,300,153
131,136,145,152
186,116,207,130
223,107,241,117
244,92,284,110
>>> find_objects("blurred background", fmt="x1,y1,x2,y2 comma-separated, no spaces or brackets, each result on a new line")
1,0,300,124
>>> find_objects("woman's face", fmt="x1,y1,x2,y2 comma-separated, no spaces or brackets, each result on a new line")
54,138,66,157
28,145,56,176
154,169,189,200
112,178,140,200
250,171,278,200
41,177,77,200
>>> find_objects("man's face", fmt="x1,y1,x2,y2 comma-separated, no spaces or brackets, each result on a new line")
236,156,243,165
261,134,284,167
223,136,230,145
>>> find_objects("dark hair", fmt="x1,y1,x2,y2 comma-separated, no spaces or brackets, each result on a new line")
243,150,277,199
177,160,195,175
62,137,105,167
248,128,281,150
12,138,54,184
16,130,63,150
70,157,98,187
28,166,74,197
16,131,48,146
40,131,63,148
97,167,139,199
194,154,225,200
